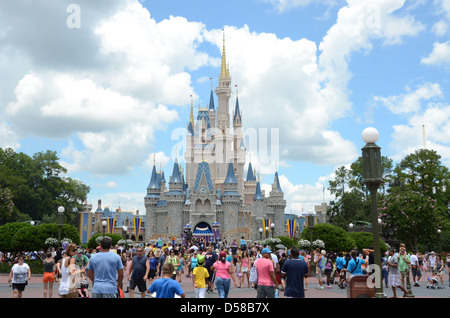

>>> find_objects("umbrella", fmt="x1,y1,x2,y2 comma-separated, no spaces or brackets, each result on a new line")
276,244,285,249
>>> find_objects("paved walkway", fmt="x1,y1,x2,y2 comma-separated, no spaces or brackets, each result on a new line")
0,270,448,299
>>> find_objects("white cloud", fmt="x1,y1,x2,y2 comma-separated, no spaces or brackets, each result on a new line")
1,0,215,175
106,181,118,188
373,82,443,114
262,173,333,213
145,151,171,171
421,41,450,67
432,20,449,36
262,0,314,12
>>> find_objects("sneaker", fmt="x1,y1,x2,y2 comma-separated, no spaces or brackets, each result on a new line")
326,286,333,289
318,286,324,290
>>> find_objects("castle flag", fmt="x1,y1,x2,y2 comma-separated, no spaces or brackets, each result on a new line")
134,217,142,240
287,219,296,239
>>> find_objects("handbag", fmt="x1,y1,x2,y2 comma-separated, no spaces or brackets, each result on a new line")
249,260,258,285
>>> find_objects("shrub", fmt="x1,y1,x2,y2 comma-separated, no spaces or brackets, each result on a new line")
301,223,355,252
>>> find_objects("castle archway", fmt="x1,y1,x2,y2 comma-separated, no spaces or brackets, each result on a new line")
193,221,214,242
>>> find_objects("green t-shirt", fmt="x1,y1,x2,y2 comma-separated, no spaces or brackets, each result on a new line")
398,254,410,272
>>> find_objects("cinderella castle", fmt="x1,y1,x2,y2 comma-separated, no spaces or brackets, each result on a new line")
144,33,286,243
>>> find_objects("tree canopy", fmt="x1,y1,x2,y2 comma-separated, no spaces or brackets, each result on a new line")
0,147,90,224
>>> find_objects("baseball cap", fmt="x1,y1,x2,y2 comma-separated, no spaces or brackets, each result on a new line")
261,248,272,254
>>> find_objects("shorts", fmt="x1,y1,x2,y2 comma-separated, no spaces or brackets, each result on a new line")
12,283,26,292
316,268,324,279
399,271,407,281
148,269,157,279
43,272,55,283
389,273,400,287
129,278,147,292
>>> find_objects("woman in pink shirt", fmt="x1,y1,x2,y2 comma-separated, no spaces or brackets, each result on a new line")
213,251,234,298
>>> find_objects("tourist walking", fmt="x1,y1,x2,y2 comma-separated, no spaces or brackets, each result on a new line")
165,249,181,280
128,247,149,298
204,245,218,294
58,243,80,298
241,250,251,288
87,237,124,298
147,250,158,286
147,263,185,298
398,247,410,290
281,248,308,298
42,250,55,298
434,254,445,288
387,248,408,298
8,254,31,298
212,251,234,298
410,251,421,287
192,255,209,298
255,247,283,298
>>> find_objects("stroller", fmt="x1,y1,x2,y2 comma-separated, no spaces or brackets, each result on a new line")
426,271,443,289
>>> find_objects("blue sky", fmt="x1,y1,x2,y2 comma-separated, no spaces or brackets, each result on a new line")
1,0,450,216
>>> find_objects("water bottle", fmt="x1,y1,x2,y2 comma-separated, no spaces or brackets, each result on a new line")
275,289,279,298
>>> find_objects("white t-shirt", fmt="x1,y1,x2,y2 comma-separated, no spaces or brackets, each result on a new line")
410,254,418,266
11,263,30,284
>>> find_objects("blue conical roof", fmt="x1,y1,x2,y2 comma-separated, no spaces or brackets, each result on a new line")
209,89,215,111
253,181,264,200
169,160,183,183
233,95,241,124
187,121,194,135
246,162,256,181
147,165,160,189
274,172,282,192
224,161,238,184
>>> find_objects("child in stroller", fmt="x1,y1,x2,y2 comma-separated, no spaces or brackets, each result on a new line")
426,271,443,289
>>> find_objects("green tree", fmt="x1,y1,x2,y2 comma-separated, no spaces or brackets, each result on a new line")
349,231,388,253
301,223,355,252
382,149,450,250
0,147,90,222
380,189,445,251
328,156,393,230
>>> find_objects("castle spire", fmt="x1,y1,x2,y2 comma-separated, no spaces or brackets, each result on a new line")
190,95,194,127
219,29,230,81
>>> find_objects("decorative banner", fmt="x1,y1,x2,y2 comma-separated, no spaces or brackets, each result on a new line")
79,213,91,244
287,219,296,240
133,217,142,240
107,218,115,234
263,218,271,237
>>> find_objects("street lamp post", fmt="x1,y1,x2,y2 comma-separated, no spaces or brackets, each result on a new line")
361,127,386,298
259,228,263,241
102,220,107,237
271,223,275,238
57,206,65,251
307,211,315,273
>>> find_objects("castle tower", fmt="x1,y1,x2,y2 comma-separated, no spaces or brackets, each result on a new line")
215,30,233,186
266,171,286,239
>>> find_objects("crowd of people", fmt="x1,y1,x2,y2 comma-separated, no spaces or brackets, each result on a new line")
2,237,450,299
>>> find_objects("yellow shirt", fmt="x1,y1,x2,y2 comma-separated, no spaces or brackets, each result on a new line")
193,266,209,288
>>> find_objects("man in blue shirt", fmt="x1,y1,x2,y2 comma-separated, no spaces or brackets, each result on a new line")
335,252,347,288
281,248,309,298
87,237,124,298
148,263,185,298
